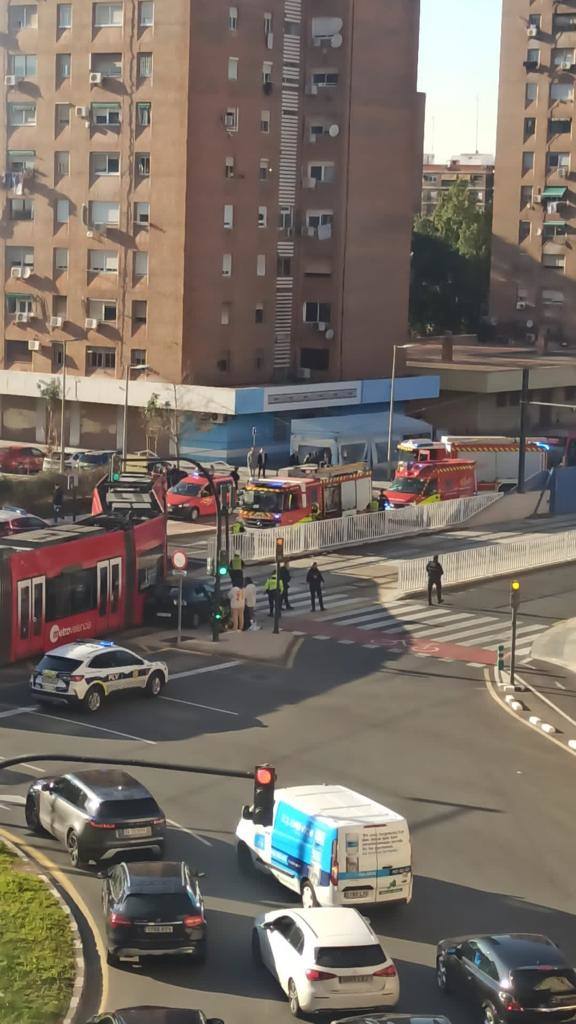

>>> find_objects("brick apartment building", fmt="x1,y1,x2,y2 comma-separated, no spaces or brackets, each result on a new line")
421,154,494,217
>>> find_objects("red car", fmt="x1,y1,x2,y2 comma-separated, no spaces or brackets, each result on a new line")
0,446,44,475
167,473,235,520
0,509,49,537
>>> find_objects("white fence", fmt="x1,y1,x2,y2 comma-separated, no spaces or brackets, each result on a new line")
211,493,503,564
397,528,576,594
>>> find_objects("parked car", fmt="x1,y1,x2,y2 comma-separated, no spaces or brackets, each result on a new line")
144,578,229,628
102,860,207,966
332,1016,451,1024
0,445,44,474
72,450,117,470
436,933,576,1024
0,508,49,537
252,907,400,1017
29,640,168,713
25,769,166,866
42,450,76,472
84,1009,224,1024
167,473,236,520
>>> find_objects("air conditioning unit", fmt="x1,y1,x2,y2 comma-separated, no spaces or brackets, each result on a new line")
304,177,317,188
548,201,559,213
560,61,572,70
307,226,317,236
516,301,527,310
307,84,318,96
10,267,22,278
330,32,343,48
266,32,274,48
75,105,89,118
16,312,30,323
534,193,543,203
527,24,538,37
298,367,312,379
325,328,335,340
22,267,32,279
86,230,94,238
50,316,64,328
4,75,17,86
328,123,340,137
28,338,40,352
89,71,103,85
317,321,327,331
84,317,99,329
558,167,569,177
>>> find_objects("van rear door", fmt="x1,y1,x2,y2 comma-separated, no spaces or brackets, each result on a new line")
337,828,378,904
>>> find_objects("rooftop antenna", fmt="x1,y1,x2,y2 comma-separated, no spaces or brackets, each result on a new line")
475,94,480,154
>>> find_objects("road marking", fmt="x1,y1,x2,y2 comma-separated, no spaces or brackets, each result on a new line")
29,709,156,745
159,695,238,717
556,680,567,690
0,803,9,811
0,706,36,720
170,661,241,680
167,817,213,847
0,795,26,805
21,762,46,774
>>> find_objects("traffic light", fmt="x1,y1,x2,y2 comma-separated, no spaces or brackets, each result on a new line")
111,454,121,482
497,644,505,671
511,580,521,611
253,764,276,826
275,537,284,561
217,553,228,577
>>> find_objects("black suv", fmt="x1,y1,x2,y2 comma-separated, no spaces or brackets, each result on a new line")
84,1010,223,1024
102,860,207,965
144,578,229,628
25,769,166,867
437,933,576,1024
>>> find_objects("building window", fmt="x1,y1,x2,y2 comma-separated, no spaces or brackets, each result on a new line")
552,48,574,68
259,157,270,180
90,200,120,226
525,48,540,69
134,201,150,225
55,103,71,128
87,347,116,369
55,151,70,177
133,251,148,279
256,254,266,276
93,3,123,28
9,198,34,221
309,162,336,184
306,210,333,237
258,205,268,228
92,151,120,175
542,289,564,304
255,304,264,323
88,249,118,273
7,295,34,316
518,220,530,243
304,300,331,324
542,254,566,270
56,53,71,80
136,102,151,127
9,54,37,77
222,253,232,277
57,4,72,28
551,82,573,103
228,6,238,30
547,151,570,172
8,103,36,126
88,298,117,321
7,246,34,270
217,355,230,372
262,61,273,84
524,117,536,140
261,109,270,133
225,155,235,178
549,118,572,135
224,107,238,131
132,299,147,325
277,255,292,276
520,185,533,208
220,303,231,325
131,348,147,366
139,1,154,26
92,102,121,126
136,152,150,176
554,12,576,31
543,222,568,239
54,247,69,272
522,151,534,174
8,150,35,172
9,6,38,31
264,11,273,34
300,348,329,371
224,203,234,229
279,206,293,230
138,52,152,78
525,82,537,104
91,53,123,77
55,198,70,224
312,70,339,88
228,56,238,80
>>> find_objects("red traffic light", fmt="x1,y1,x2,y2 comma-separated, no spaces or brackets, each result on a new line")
255,766,274,786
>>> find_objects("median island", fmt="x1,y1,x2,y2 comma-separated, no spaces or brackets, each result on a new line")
0,842,75,1024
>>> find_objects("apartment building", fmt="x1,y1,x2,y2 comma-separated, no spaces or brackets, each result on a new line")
491,0,576,347
0,0,423,447
421,155,494,217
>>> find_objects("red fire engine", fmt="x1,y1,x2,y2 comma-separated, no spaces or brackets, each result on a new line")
238,463,372,528
382,446,477,508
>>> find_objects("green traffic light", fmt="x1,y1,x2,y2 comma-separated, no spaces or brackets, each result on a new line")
218,565,227,576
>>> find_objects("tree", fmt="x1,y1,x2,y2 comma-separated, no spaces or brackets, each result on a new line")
37,379,61,450
410,180,492,335
141,393,172,454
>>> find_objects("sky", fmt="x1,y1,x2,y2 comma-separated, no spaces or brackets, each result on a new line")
418,0,503,162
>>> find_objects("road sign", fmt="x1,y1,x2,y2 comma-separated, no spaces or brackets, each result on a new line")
171,549,188,572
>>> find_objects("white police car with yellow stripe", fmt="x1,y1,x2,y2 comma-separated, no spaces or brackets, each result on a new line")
30,640,168,714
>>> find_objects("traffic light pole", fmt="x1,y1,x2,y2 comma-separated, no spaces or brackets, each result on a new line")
273,538,283,635
510,580,521,689
180,458,222,643
0,753,254,778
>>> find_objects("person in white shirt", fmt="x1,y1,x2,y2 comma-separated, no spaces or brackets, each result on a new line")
230,584,245,631
244,577,259,630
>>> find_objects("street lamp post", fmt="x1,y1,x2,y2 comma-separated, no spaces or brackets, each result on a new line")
59,341,67,474
122,362,149,463
386,343,417,463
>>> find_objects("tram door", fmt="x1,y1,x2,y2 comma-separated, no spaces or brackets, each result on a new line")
16,577,46,656
96,558,123,629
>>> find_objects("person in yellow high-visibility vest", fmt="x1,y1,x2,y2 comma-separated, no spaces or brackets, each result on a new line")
264,571,284,617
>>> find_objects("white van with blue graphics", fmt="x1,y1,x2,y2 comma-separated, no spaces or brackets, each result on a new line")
236,784,412,908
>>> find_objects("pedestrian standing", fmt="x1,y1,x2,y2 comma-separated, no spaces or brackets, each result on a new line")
307,562,325,611
230,583,245,631
230,466,240,491
426,554,444,605
257,448,268,478
229,551,244,587
247,446,258,477
264,571,284,617
279,561,292,609
244,576,258,630
52,484,64,524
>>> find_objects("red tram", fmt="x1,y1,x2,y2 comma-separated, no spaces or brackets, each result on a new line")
0,514,166,666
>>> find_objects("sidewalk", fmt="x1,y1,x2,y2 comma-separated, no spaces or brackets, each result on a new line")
531,618,576,676
135,617,300,665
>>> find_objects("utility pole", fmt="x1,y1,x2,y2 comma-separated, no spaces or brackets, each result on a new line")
59,341,67,473
273,537,284,635
510,580,521,689
517,367,530,493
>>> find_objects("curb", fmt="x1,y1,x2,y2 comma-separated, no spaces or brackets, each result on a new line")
0,832,85,1024
485,666,576,759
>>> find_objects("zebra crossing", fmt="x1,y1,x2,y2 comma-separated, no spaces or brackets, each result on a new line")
241,582,543,663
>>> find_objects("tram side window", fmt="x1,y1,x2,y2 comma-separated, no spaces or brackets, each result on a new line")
137,543,164,591
19,587,30,640
46,567,98,622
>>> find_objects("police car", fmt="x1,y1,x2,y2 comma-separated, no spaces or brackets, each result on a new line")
30,640,168,713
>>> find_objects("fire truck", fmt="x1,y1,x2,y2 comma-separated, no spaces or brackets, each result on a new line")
382,445,477,509
399,436,547,492
238,463,372,528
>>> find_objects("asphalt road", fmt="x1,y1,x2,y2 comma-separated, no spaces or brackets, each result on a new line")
1,639,576,1023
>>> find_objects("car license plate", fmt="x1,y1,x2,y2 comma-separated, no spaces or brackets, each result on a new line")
344,889,371,899
118,826,152,838
145,925,173,933
157,612,171,618
339,976,371,984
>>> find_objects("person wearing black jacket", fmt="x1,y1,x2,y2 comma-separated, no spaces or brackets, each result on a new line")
426,554,444,605
307,562,325,611
279,561,292,609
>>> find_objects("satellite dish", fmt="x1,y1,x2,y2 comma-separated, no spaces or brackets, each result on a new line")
325,329,335,340
328,124,340,138
331,32,343,47
526,319,534,328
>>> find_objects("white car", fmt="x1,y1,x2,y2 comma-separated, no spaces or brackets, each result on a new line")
30,640,168,713
252,907,399,1017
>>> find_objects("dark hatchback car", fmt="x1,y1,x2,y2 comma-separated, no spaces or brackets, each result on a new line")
103,860,208,965
84,1010,223,1024
26,769,166,867
0,508,48,537
144,578,229,628
332,1017,452,1024
436,934,576,1024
